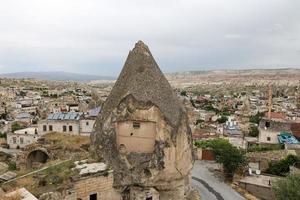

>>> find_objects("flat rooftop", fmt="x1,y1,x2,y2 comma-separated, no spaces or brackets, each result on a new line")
239,175,280,188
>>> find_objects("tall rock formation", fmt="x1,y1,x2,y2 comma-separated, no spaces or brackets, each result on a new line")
92,41,194,199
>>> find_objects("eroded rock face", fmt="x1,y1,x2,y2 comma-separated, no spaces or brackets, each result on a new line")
92,41,193,199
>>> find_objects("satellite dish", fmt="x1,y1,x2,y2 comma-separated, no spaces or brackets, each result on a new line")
256,170,261,175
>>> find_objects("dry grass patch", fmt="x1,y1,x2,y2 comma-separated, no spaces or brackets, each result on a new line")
231,182,258,200
0,190,21,200
43,132,90,151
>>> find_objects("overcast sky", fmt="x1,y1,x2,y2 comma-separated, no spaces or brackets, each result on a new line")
0,0,300,76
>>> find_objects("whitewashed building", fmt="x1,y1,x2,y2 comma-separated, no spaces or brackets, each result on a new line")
38,107,100,136
7,127,39,149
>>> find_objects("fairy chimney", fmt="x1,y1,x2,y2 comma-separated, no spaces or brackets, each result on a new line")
92,41,193,199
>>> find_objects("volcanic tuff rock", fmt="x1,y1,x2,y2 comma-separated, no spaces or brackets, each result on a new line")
100,40,184,127
92,41,193,199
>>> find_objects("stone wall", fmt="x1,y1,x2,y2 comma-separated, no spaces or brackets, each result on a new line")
239,182,275,200
65,173,121,200
79,119,95,135
38,120,80,135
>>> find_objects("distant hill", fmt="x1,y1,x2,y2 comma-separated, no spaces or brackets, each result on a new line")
0,71,115,82
169,68,300,75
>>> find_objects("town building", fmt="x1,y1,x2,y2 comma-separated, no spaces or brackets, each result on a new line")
7,127,39,149
198,109,215,122
15,112,33,124
38,107,100,136
65,161,121,200
258,118,290,144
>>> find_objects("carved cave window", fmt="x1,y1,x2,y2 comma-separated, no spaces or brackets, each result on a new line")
89,193,97,200
133,121,141,129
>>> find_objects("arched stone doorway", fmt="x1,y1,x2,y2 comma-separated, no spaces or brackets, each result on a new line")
26,149,49,169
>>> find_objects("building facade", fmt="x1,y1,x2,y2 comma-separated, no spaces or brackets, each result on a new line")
38,108,100,136
7,127,39,149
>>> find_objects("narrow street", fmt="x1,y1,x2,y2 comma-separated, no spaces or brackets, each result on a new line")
191,160,245,200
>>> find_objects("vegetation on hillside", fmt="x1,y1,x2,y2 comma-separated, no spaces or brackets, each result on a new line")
248,126,259,137
249,112,264,124
11,122,25,132
43,132,90,151
217,115,228,124
273,173,300,200
266,155,300,176
247,144,284,152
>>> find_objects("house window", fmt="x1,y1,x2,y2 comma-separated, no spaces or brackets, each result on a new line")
43,125,47,132
86,121,89,126
69,126,73,132
265,121,270,128
20,137,24,144
89,193,97,200
133,122,141,129
267,137,271,141
49,125,53,131
63,126,67,132
13,137,17,144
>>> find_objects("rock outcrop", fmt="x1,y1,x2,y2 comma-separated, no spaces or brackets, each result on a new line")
92,41,194,199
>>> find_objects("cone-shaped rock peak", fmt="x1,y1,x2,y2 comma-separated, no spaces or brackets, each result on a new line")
101,41,184,126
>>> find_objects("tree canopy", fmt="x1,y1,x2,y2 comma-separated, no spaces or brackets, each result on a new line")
194,139,247,179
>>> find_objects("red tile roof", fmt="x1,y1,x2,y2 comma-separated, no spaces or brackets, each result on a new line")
264,112,285,119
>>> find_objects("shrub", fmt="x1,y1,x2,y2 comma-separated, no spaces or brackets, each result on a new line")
217,115,228,124
247,144,284,152
273,173,300,200
8,161,17,171
248,126,259,137
266,155,300,176
180,90,187,96
249,112,264,124
11,122,24,132
195,119,204,125
0,132,6,139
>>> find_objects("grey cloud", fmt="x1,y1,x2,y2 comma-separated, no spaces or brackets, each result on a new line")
0,0,300,75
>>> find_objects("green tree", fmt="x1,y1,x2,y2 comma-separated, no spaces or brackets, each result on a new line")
180,90,187,96
273,173,300,200
211,139,247,179
217,115,228,124
19,90,27,97
11,122,24,132
194,139,247,179
0,132,6,139
249,112,264,124
266,155,300,176
0,112,7,120
249,126,259,137
8,161,17,170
